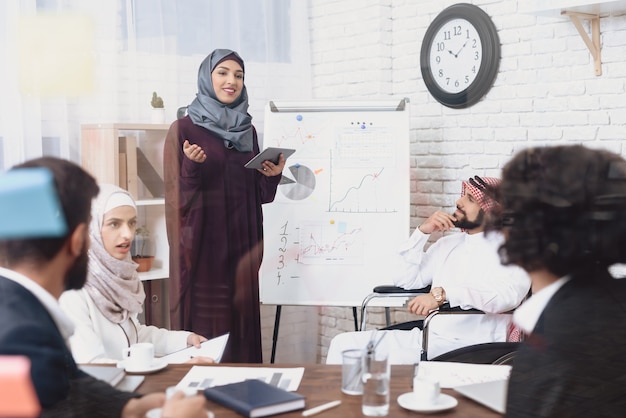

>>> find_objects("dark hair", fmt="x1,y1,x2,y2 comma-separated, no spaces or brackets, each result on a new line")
496,145,626,279
0,157,99,265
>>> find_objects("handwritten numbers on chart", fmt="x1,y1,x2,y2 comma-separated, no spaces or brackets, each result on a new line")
276,221,289,285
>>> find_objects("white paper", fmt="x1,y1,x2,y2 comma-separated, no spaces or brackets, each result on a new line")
175,366,305,392
160,333,229,364
416,361,511,389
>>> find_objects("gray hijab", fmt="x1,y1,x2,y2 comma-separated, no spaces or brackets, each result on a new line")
187,49,254,152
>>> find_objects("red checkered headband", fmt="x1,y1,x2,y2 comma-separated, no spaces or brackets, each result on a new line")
461,176,501,213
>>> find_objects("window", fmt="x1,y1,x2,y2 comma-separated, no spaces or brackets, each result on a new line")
121,0,291,62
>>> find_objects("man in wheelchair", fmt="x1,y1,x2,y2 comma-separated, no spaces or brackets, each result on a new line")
326,176,531,364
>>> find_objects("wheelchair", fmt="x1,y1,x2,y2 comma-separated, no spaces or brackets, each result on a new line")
359,285,522,365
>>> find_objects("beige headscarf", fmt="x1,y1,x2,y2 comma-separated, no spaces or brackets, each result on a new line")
84,184,145,323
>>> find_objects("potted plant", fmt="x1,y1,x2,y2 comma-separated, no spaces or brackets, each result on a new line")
132,225,154,272
150,91,165,124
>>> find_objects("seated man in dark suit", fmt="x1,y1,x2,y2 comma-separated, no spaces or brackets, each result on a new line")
0,157,207,417
494,145,626,417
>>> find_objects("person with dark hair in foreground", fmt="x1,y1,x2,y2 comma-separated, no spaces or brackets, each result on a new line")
495,145,626,417
0,157,207,417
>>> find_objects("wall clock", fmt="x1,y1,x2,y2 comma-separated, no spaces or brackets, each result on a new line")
420,3,500,109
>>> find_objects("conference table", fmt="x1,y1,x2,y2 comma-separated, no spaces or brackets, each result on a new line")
134,363,502,417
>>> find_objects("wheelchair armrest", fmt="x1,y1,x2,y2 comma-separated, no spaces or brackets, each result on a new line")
359,285,432,331
373,285,431,294
437,303,482,313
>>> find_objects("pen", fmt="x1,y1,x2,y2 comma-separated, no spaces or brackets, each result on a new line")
302,400,341,417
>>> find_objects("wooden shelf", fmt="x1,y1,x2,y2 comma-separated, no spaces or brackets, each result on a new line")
136,198,165,206
521,0,626,76
81,123,170,328
138,267,168,281
521,0,626,17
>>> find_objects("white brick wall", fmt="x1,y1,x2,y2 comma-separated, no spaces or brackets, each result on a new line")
300,0,626,363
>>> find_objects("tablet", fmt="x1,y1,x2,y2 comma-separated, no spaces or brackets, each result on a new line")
244,147,296,169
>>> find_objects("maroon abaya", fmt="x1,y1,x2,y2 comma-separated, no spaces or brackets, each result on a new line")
164,116,280,363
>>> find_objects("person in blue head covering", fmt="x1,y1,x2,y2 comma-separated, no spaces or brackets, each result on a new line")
164,49,285,363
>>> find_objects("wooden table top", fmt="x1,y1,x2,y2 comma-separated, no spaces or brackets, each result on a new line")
135,363,502,417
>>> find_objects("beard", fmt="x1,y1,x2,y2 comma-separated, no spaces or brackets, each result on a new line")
453,208,485,230
65,245,89,291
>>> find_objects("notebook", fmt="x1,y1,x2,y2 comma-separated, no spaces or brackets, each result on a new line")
203,379,305,418
79,365,126,387
453,379,509,414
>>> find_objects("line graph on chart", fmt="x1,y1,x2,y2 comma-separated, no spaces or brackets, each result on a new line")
328,128,399,213
298,220,364,265
328,167,399,213
267,114,331,158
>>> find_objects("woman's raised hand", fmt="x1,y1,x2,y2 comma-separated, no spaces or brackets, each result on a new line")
183,140,207,163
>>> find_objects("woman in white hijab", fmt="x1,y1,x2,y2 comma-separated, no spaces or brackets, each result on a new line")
60,184,209,363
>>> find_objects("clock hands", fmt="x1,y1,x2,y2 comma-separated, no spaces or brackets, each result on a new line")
448,40,469,58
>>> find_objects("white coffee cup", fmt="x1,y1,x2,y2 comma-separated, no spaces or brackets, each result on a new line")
413,376,440,405
122,342,154,370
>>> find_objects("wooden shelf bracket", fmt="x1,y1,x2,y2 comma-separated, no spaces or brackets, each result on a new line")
561,10,602,75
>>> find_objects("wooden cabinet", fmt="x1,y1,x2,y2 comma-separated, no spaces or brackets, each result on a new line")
81,123,171,328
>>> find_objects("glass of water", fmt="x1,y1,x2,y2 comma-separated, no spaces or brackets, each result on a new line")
361,349,390,416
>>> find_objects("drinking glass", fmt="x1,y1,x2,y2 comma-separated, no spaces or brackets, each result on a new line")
361,349,390,416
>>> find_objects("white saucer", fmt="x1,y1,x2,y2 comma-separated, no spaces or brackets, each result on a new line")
146,408,214,418
397,392,458,413
117,358,168,374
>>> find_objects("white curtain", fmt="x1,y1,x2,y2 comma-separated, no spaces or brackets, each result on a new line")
0,0,311,171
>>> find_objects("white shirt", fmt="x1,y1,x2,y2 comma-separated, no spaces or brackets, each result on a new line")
60,288,190,363
392,228,531,358
393,228,530,313
0,266,75,342
513,276,571,334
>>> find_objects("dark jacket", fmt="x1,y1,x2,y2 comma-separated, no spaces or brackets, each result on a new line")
506,274,626,417
0,275,135,417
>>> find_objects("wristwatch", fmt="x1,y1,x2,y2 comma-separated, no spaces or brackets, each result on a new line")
430,287,446,306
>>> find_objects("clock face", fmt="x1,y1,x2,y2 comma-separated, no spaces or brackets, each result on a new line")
429,18,482,94
420,4,500,109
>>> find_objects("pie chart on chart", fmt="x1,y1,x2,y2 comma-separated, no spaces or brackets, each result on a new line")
279,164,316,200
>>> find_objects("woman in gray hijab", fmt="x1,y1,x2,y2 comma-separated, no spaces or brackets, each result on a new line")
164,49,285,363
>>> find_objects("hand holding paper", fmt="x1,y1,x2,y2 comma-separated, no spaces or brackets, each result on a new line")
161,333,229,364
